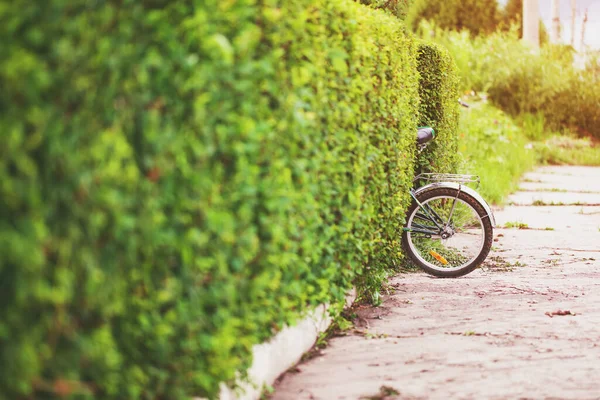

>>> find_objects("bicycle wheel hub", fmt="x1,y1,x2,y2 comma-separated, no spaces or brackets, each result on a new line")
440,227,454,239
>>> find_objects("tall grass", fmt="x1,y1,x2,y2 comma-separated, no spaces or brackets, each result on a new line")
416,21,600,140
457,102,599,205
416,21,527,93
457,101,536,204
533,135,600,166
515,113,600,166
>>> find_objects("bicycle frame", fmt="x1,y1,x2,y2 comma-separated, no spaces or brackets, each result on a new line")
403,187,453,236
402,120,495,277
408,125,496,235
404,181,497,234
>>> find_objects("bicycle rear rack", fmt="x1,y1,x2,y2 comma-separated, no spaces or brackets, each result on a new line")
414,173,480,188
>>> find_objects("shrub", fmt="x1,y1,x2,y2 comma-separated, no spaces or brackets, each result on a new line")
407,0,501,36
457,102,536,204
487,46,600,139
355,0,416,20
415,41,461,175
415,21,528,93
415,21,600,140
0,0,422,398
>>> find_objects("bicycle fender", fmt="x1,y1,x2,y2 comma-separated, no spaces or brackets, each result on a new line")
414,182,496,227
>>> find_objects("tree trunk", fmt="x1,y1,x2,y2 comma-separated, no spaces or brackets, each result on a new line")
551,0,560,43
523,0,540,48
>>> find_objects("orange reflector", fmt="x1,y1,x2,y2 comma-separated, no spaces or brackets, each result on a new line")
429,250,449,265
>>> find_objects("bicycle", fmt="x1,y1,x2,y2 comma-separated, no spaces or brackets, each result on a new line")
401,125,496,277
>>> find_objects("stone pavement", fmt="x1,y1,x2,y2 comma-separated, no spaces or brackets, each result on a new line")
272,166,600,400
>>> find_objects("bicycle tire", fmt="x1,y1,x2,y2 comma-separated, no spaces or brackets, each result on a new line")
402,187,493,278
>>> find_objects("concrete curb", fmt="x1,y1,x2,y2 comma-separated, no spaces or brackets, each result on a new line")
199,288,357,400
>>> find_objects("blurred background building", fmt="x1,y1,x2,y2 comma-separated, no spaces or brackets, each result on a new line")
498,0,600,50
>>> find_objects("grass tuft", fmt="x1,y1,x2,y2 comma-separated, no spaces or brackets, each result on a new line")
503,221,530,229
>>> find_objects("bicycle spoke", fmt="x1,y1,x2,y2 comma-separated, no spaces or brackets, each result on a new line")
404,191,488,275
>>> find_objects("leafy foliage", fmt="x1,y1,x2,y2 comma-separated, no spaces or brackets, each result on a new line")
0,0,435,398
532,134,600,166
415,42,461,175
457,101,536,204
415,20,524,93
407,0,501,36
487,46,600,139
355,0,415,20
519,114,600,166
416,21,600,140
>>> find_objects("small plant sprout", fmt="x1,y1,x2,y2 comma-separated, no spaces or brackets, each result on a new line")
503,221,529,229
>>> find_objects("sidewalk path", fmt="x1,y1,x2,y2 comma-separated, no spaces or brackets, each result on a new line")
272,166,600,400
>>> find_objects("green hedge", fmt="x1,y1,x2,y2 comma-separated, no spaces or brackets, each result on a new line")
415,41,461,175
407,0,501,36
355,0,416,20
0,1,421,398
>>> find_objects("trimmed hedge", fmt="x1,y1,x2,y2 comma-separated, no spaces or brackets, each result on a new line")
0,1,422,398
415,42,461,174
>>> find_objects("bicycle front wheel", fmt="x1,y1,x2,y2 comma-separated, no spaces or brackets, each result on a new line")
402,187,493,277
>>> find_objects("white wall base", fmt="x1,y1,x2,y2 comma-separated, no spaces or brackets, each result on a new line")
196,288,356,400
